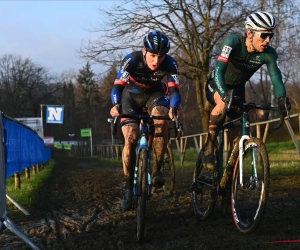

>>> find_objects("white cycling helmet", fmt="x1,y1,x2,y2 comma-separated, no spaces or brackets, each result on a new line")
245,11,276,31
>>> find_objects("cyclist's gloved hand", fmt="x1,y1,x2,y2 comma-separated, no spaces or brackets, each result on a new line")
169,106,178,121
110,103,121,117
278,97,291,116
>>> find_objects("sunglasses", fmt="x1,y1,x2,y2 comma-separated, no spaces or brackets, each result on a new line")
255,31,274,40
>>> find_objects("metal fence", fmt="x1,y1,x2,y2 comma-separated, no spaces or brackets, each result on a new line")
71,114,300,166
0,113,52,250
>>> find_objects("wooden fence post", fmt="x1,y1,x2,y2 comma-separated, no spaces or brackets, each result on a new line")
14,172,21,190
32,165,36,174
25,168,30,179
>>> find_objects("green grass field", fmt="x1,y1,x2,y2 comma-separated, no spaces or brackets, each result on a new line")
6,161,55,212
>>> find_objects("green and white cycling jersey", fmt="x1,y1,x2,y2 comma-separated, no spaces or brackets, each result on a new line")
213,33,286,99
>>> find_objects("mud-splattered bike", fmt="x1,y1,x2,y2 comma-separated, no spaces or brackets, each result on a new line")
190,94,289,233
113,108,182,242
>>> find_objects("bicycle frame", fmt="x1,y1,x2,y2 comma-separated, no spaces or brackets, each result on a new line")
221,110,258,188
113,112,181,192
133,116,154,197
192,97,286,232
222,102,282,188
112,110,181,241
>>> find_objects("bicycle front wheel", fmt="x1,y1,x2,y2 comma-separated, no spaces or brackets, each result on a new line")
231,137,270,233
161,143,175,196
191,148,218,220
136,148,148,242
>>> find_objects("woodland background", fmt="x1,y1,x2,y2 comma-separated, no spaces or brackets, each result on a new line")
1,0,300,145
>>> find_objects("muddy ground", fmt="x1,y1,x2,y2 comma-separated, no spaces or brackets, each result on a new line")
1,149,300,250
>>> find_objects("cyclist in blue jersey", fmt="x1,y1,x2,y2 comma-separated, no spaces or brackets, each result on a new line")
203,11,291,171
110,30,181,211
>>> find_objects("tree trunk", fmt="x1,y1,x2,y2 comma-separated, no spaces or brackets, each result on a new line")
194,73,211,133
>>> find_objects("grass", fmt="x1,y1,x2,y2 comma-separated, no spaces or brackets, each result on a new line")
6,160,55,211
265,141,300,176
173,140,300,176
5,149,123,213
266,140,297,153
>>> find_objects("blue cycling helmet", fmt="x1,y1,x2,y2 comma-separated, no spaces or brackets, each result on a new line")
143,30,170,55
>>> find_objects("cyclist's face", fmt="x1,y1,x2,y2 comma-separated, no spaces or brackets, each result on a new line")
247,29,273,52
143,48,165,70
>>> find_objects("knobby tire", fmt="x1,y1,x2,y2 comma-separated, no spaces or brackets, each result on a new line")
231,137,270,233
162,143,175,196
192,148,218,219
136,148,148,242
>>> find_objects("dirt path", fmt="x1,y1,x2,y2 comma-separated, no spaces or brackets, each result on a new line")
1,149,300,250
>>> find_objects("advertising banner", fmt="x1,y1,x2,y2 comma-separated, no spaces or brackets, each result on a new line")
46,106,64,124
44,136,54,146
80,128,91,137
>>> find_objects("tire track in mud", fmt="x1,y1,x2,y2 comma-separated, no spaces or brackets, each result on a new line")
1,176,127,249
2,150,300,250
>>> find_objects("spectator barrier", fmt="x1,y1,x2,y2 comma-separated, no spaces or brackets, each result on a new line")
0,113,52,250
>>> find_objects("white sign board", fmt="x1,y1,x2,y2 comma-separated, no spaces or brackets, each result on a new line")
15,117,43,139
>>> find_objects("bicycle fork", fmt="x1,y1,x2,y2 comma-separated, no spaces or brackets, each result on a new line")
238,135,250,188
133,136,153,198
220,135,256,189
238,135,259,188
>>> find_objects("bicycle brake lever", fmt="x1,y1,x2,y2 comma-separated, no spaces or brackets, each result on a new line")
176,124,183,140
179,123,183,135
112,116,119,136
173,117,183,140
285,103,291,120
227,97,233,111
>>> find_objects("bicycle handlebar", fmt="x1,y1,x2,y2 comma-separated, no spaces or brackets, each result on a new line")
119,114,170,120
111,113,183,140
112,115,118,136
218,90,288,130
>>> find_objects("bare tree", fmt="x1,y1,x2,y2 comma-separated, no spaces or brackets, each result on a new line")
75,62,97,129
0,54,61,117
80,0,259,132
250,0,300,112
80,0,300,132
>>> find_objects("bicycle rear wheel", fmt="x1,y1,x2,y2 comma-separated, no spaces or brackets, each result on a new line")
161,143,175,196
191,148,218,219
136,148,148,242
231,137,270,233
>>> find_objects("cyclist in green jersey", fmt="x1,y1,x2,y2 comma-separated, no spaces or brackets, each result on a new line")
204,11,291,171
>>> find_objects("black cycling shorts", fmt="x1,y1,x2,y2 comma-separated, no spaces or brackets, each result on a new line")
121,83,170,125
205,78,246,106
205,78,246,120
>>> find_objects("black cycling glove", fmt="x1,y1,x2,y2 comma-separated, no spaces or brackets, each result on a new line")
278,97,291,116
